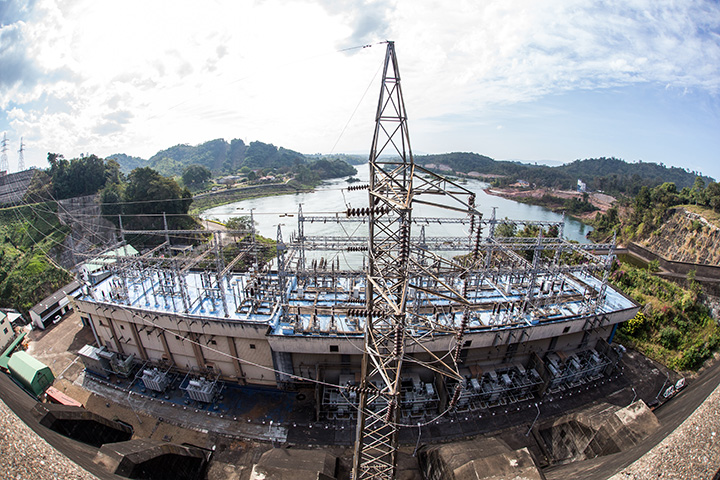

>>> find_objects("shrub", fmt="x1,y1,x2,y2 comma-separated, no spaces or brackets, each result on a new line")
659,327,681,350
622,312,647,336
676,344,710,370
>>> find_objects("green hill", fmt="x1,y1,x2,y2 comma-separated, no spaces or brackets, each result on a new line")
415,153,713,196
107,153,147,175
110,138,309,177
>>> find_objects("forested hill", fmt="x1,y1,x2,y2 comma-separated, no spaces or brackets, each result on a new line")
109,138,312,177
416,153,713,196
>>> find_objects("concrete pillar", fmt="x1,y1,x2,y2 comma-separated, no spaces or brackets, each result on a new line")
128,322,148,361
158,331,175,365
106,317,125,355
226,336,246,383
188,332,206,369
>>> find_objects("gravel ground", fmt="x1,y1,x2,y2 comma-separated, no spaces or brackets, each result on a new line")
609,381,720,480
0,398,99,480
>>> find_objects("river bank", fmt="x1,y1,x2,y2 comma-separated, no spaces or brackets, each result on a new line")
483,186,615,222
190,181,314,214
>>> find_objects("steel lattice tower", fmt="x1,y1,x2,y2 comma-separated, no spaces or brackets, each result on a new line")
17,137,25,171
351,41,481,480
0,132,8,173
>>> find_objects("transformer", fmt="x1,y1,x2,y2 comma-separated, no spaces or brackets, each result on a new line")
141,368,170,392
182,376,217,403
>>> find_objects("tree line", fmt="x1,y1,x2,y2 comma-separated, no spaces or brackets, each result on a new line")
590,177,720,242
414,153,712,196
108,138,344,177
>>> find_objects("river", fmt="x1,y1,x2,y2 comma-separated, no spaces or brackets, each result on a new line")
201,164,591,254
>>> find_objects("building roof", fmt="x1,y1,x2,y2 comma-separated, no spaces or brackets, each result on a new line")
29,280,82,315
83,245,139,274
8,351,53,382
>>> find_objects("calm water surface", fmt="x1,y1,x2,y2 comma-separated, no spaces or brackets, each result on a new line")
201,165,592,258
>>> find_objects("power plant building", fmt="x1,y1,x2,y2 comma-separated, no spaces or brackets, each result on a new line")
73,218,638,416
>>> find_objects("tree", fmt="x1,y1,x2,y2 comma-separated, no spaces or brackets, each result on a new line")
99,167,194,245
105,158,123,185
706,182,720,212
124,167,192,217
48,153,114,199
495,221,516,238
225,216,254,230
182,164,212,188
690,176,706,205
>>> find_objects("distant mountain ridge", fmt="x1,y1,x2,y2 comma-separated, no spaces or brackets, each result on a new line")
109,138,310,177
415,153,713,195
110,142,712,196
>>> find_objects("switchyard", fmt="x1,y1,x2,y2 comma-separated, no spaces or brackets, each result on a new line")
69,42,640,479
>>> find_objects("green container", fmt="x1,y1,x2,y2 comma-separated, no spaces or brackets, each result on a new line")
8,351,54,396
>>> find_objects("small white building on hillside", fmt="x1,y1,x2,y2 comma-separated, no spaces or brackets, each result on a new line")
28,280,82,330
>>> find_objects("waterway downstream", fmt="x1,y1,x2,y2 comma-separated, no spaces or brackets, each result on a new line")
201,164,592,266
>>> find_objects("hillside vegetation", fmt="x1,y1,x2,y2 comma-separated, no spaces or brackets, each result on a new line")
590,177,720,248
109,138,358,178
0,204,73,312
415,153,712,197
585,177,720,370
613,262,719,370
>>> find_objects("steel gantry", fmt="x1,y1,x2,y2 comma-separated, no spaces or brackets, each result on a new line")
351,41,481,480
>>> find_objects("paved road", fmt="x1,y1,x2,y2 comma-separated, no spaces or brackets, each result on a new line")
544,359,720,479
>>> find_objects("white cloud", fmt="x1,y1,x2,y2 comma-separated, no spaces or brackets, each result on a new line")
0,0,718,172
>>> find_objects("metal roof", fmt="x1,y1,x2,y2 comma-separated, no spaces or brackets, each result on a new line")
83,245,139,274
7,351,53,383
29,280,82,315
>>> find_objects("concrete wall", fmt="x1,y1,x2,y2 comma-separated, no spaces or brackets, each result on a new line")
75,299,277,386
55,195,118,269
0,169,36,206
76,295,637,389
629,242,720,279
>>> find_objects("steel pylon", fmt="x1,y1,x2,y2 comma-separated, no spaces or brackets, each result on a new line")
351,41,481,480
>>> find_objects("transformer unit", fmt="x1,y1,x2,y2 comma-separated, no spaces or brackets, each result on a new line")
95,349,135,378
182,376,217,403
141,368,170,392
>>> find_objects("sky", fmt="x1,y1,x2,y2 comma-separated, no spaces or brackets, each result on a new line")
1,0,719,180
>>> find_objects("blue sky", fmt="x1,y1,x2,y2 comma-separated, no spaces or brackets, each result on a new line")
1,0,719,180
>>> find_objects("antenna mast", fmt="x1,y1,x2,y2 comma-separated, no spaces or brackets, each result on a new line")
17,137,25,171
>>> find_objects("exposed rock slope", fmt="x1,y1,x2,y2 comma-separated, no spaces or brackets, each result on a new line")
640,208,720,265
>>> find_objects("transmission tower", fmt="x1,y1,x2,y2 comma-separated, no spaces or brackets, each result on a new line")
17,137,25,171
0,132,8,173
351,41,480,480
